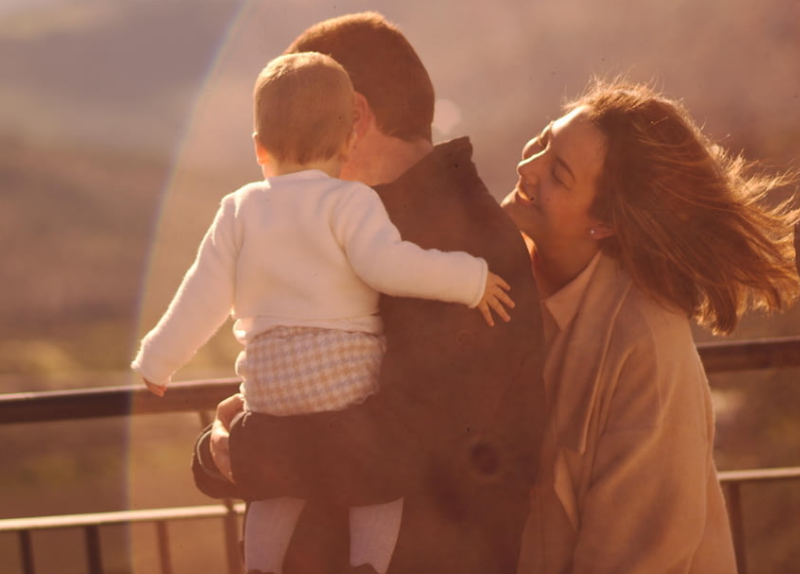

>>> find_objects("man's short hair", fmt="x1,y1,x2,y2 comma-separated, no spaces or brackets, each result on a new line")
285,12,434,143
253,52,354,164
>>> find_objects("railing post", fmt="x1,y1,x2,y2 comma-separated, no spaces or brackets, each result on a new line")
84,524,103,574
724,482,747,574
199,409,213,429
156,521,173,574
18,530,35,574
224,500,242,574
197,406,242,574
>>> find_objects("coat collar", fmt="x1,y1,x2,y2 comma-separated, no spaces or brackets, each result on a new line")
541,252,602,334
548,252,633,453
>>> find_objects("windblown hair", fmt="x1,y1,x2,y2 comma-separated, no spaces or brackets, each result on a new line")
568,79,799,334
284,11,435,143
254,52,354,165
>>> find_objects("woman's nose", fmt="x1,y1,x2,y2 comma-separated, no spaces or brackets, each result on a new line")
517,156,538,181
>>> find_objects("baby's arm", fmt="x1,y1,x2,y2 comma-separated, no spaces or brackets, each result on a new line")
337,185,515,324
132,197,239,394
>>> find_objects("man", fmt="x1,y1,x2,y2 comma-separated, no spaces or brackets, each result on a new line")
193,12,547,574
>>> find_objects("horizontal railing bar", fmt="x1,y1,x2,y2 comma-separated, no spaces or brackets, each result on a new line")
0,336,798,427
0,379,240,425
2,467,798,534
718,466,800,484
699,336,800,374
0,503,245,533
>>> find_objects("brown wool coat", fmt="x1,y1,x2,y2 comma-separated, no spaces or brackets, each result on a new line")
225,138,549,574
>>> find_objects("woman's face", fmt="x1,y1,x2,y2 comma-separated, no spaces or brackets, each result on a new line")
501,107,608,255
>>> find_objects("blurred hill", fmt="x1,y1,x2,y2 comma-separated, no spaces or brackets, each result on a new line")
0,0,241,156
2,0,799,379
2,0,798,170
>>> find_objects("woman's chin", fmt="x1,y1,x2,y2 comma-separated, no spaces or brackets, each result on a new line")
502,191,536,232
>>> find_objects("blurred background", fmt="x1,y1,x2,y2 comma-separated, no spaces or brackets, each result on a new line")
1,0,798,572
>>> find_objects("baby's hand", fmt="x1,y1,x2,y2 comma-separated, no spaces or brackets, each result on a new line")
144,379,166,397
477,272,514,327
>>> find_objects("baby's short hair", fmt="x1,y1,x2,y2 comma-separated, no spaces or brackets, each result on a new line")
254,52,354,164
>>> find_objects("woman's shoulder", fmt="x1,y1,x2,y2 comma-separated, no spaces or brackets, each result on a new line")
609,277,706,397
602,268,709,433
590,254,692,351
605,289,700,394
617,283,693,346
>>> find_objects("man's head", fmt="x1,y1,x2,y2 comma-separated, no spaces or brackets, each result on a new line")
284,12,434,144
253,51,354,165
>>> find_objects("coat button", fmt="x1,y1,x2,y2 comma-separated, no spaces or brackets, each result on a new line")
456,329,476,348
470,442,500,476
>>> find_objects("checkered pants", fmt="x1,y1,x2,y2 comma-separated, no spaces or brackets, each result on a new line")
237,326,386,415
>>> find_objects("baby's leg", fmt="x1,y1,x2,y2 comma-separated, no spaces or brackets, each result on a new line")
244,497,306,574
349,498,404,574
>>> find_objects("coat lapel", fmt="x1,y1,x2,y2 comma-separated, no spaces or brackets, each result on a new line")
552,253,633,454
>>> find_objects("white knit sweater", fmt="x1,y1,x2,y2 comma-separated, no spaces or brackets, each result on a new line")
132,170,487,387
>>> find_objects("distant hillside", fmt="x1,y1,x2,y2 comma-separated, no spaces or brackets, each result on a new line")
0,138,164,382
2,0,799,378
0,137,163,325
1,0,798,172
0,0,241,155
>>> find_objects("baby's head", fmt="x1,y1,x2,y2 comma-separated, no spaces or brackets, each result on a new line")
253,52,355,166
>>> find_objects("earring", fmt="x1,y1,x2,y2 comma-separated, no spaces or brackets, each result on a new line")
590,228,596,236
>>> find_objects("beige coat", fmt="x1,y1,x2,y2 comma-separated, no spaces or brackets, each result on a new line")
518,253,737,574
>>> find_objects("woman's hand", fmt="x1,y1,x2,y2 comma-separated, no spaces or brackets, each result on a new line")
477,271,515,326
210,393,244,483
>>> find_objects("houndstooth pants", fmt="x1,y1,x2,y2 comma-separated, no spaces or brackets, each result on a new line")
236,326,386,415
237,327,401,573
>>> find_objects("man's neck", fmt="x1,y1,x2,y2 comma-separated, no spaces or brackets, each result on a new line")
345,132,434,186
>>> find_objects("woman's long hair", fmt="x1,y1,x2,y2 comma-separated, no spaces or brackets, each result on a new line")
569,79,799,335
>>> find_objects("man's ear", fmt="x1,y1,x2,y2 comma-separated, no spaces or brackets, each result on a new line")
338,128,358,162
352,92,373,140
252,132,270,166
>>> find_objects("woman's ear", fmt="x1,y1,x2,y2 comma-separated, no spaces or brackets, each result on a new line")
591,221,615,240
252,132,270,166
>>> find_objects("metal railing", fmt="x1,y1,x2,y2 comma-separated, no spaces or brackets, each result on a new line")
0,378,243,574
719,466,800,573
0,502,245,574
1,336,800,574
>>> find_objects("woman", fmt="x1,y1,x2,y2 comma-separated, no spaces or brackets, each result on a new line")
502,79,799,574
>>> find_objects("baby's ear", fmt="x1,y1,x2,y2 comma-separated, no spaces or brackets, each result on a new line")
252,132,270,166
